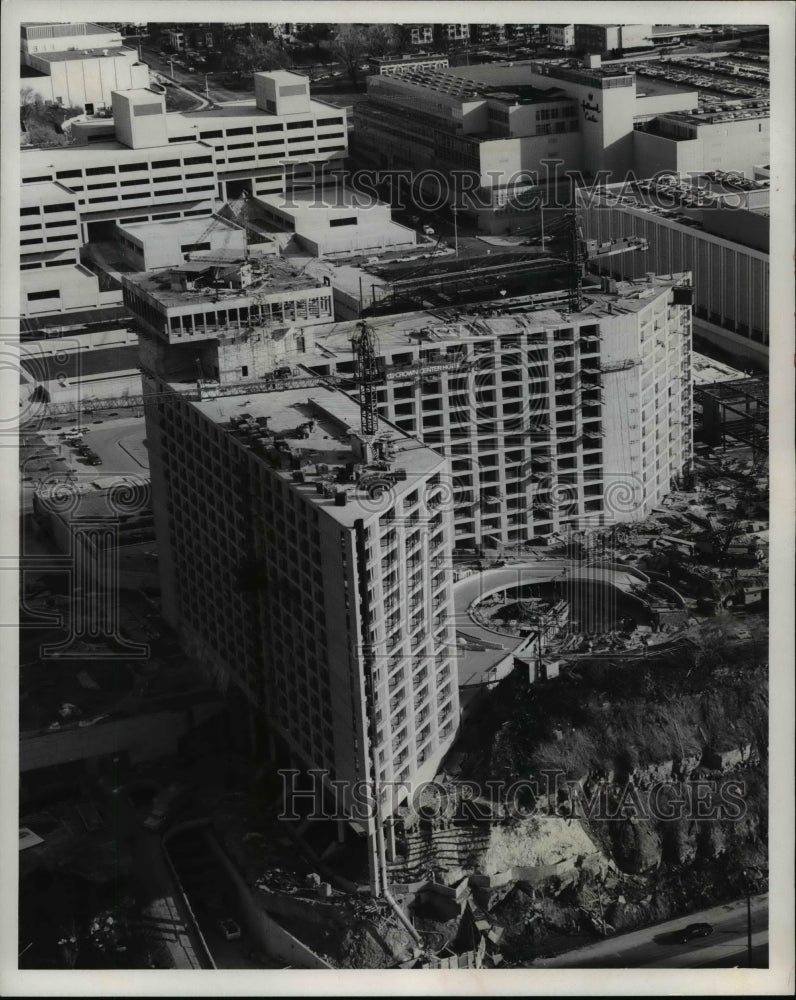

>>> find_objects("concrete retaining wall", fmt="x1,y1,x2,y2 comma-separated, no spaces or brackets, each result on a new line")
205,835,332,969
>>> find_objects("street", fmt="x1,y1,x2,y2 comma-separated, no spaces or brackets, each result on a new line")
534,893,768,968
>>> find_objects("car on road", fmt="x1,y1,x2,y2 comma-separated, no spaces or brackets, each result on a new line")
217,918,241,941
675,922,714,943
422,224,435,235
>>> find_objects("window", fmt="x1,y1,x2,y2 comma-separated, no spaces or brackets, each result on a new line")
317,116,344,126
226,126,253,136
119,162,147,172
256,123,283,133
27,289,60,301
152,158,180,169
20,206,39,216
23,176,52,184
85,165,114,176
199,130,223,139
184,155,212,165
286,120,313,130
55,169,81,179
42,203,74,214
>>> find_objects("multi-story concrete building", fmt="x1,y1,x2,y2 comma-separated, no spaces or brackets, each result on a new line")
352,56,697,232
470,24,507,47
20,21,149,111
407,24,434,47
633,102,771,180
576,176,769,365
548,24,575,50
21,71,350,233
126,266,694,551
18,71,360,373
142,376,458,890
574,24,652,56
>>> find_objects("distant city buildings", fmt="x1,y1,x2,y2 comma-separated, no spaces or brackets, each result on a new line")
20,22,149,112
353,55,700,231
548,25,575,50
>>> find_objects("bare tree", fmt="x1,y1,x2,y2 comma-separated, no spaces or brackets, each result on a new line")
332,24,369,85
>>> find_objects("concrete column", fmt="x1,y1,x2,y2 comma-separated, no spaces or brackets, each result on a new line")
385,818,397,862
337,818,346,843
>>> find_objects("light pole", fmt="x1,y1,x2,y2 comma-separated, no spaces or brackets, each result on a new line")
205,74,210,100
452,204,459,257
169,57,175,79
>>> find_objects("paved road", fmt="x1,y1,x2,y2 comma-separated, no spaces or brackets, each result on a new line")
534,894,768,968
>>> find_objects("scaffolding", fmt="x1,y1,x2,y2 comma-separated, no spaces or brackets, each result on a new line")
694,378,768,456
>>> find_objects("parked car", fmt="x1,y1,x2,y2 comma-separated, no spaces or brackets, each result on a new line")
422,224,435,236
676,922,714,943
217,918,241,941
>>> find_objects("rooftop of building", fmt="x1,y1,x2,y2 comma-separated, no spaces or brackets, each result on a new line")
586,175,769,213
258,186,389,212
374,65,573,104
123,256,322,306
21,180,77,203
169,97,345,129
116,213,245,241
370,52,448,65
31,46,134,63
302,273,685,358
649,100,769,126
188,384,446,526
21,139,212,167
21,21,115,36
116,88,164,102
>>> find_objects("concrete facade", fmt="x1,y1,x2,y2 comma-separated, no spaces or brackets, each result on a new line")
633,104,770,179
142,380,459,889
353,58,697,232
21,22,148,111
576,180,769,364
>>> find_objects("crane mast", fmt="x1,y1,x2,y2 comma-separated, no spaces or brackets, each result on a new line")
351,320,382,438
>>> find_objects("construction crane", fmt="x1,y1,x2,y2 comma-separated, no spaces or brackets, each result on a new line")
182,192,254,264
350,320,382,438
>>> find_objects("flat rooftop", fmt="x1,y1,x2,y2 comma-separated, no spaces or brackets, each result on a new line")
303,274,683,358
21,21,114,36
117,215,241,241
591,178,770,219
174,97,343,128
123,258,322,307
33,46,133,63
656,101,769,125
21,180,77,203
188,384,446,527
22,139,211,169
